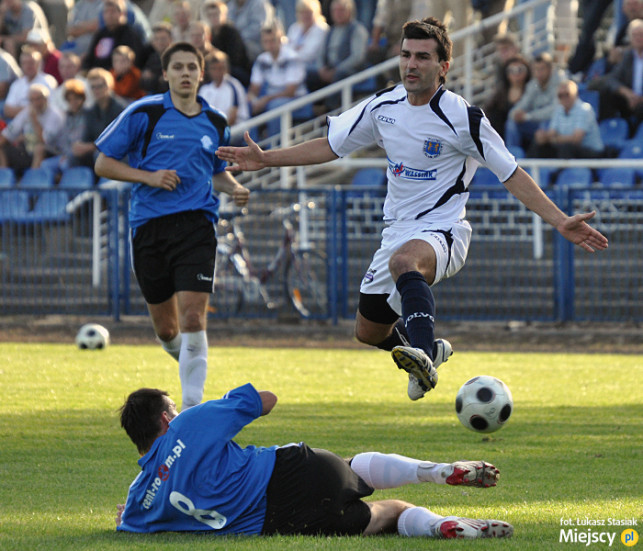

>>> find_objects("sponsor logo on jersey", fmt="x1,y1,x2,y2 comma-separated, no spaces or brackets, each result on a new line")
201,135,214,152
377,115,396,124
143,439,186,510
388,159,437,181
156,132,175,140
197,273,213,282
423,137,442,158
363,268,376,283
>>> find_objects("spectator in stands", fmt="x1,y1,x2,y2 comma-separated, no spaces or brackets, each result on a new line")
63,0,103,58
199,50,249,126
483,55,531,139
471,0,514,48
0,0,49,58
248,20,307,136
188,20,217,62
140,22,171,95
306,0,368,94
40,78,88,177
287,0,328,72
4,46,56,119
599,18,643,126
0,82,64,175
202,0,251,87
490,33,520,81
505,53,565,150
111,45,144,102
226,0,275,64
0,45,21,102
171,1,193,43
50,51,94,113
567,0,613,77
82,0,144,71
98,0,152,46
25,28,61,84
527,79,604,159
70,67,126,168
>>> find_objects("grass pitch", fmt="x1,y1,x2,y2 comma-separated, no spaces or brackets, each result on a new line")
0,342,641,550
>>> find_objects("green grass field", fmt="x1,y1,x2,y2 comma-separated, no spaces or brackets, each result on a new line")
0,342,641,550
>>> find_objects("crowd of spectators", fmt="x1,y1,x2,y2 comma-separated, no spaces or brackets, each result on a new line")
0,0,641,182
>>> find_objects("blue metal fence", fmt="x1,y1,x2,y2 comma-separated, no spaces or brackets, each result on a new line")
1,185,641,322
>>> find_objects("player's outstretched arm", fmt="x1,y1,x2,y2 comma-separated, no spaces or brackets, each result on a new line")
95,153,181,191
216,131,338,172
503,167,608,253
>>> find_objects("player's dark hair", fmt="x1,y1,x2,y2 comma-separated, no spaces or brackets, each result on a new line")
401,17,452,83
120,388,171,455
161,42,205,72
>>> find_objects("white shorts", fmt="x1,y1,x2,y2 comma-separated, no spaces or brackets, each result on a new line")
359,218,472,315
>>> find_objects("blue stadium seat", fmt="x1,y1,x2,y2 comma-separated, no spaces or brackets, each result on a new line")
24,191,70,223
19,168,55,189
556,167,593,188
618,140,643,159
472,167,500,186
599,117,629,150
0,167,16,188
597,167,635,188
578,88,600,118
507,145,525,159
0,190,29,221
351,168,386,188
59,166,95,190
632,121,643,141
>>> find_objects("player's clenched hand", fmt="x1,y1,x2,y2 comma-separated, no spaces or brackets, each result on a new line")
147,169,180,190
216,131,266,172
557,211,609,253
116,504,125,527
232,184,250,207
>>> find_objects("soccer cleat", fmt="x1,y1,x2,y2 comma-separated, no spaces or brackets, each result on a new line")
392,346,438,400
445,460,499,488
394,339,452,401
436,517,513,539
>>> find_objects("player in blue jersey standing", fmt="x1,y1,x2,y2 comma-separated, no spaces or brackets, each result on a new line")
116,382,513,539
94,43,250,410
216,18,609,401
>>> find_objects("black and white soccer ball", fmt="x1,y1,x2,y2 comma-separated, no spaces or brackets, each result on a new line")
455,375,513,433
75,323,110,350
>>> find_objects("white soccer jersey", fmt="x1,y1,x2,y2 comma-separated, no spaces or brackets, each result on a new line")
327,84,518,223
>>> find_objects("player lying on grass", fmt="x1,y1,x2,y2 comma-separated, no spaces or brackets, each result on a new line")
116,383,513,539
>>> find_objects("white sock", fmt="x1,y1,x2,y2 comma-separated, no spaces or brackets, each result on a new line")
397,506,444,538
179,331,208,410
351,452,450,489
160,333,182,362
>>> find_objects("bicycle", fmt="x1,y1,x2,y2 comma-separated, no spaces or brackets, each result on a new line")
209,202,328,318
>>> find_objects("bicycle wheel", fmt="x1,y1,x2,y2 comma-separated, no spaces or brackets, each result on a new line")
285,250,328,318
210,255,244,316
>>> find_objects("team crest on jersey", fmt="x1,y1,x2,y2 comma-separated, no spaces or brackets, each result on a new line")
423,137,442,158
201,135,214,152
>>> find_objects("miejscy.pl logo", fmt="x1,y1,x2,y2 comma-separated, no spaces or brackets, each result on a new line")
622,529,639,547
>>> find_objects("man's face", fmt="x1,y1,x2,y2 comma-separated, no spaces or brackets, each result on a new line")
330,1,351,25
65,92,85,114
261,31,281,58
189,26,206,49
532,61,552,86
631,25,643,52
207,59,225,83
20,54,39,79
399,38,447,100
103,2,123,30
163,50,203,98
28,90,47,114
111,53,131,76
152,30,172,54
89,77,109,101
205,5,222,26
58,56,79,80
557,84,575,111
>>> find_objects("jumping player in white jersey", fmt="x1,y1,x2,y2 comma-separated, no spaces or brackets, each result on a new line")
216,18,609,401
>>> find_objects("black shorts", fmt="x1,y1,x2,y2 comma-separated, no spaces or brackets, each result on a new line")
261,444,373,536
132,210,217,305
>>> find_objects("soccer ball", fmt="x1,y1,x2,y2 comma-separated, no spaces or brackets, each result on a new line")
75,323,110,350
455,376,513,433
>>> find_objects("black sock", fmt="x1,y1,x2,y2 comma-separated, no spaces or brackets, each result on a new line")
375,319,409,350
396,271,435,359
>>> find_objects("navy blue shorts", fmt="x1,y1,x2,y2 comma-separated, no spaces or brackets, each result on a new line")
132,210,216,304
261,444,373,536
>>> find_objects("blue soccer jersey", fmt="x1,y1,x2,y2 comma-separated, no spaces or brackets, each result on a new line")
95,92,230,230
118,384,278,534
